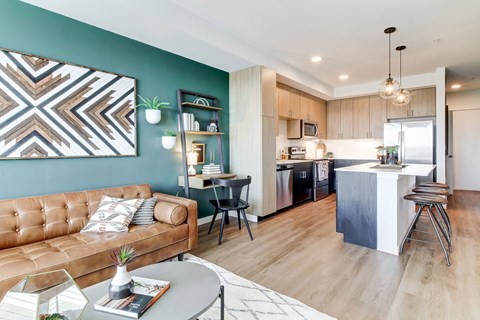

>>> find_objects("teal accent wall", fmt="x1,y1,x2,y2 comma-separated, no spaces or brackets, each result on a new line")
0,0,229,218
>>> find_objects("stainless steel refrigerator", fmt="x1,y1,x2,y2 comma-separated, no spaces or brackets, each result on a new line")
384,119,435,183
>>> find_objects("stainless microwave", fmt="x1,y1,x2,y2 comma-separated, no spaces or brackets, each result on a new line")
303,120,318,139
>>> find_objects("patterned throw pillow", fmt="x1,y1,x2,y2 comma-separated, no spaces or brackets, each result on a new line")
81,195,144,233
130,197,157,225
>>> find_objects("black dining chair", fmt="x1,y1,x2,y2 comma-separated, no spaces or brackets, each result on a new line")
207,176,253,245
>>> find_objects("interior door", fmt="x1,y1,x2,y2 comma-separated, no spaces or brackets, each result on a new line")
452,109,480,191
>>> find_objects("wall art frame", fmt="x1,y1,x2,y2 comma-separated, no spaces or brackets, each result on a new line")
192,143,205,164
0,47,137,160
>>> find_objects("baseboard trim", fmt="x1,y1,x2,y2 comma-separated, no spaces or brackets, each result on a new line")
198,211,258,225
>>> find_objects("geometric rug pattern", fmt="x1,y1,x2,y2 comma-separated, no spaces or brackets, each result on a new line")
0,48,136,159
185,254,336,320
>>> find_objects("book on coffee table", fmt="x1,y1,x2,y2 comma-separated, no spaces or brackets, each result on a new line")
94,276,170,319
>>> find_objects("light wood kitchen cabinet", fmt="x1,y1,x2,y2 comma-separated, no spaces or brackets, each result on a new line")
410,87,436,117
369,95,387,139
327,100,342,139
352,96,370,139
299,92,327,139
316,98,327,139
387,87,436,119
277,83,300,119
230,66,277,216
340,99,353,139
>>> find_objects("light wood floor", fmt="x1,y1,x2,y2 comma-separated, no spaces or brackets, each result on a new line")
191,191,480,320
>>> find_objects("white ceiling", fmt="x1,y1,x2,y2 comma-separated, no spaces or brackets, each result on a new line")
22,0,480,98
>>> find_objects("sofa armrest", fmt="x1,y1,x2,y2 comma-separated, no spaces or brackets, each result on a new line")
152,192,198,250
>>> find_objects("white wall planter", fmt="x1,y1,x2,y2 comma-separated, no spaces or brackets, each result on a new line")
162,136,176,149
145,109,161,124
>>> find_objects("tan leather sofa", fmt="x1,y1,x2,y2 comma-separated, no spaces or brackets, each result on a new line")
0,184,198,299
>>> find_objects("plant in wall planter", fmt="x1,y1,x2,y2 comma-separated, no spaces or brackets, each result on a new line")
137,95,170,124
162,130,177,150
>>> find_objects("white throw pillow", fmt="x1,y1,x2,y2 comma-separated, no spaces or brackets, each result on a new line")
81,195,144,233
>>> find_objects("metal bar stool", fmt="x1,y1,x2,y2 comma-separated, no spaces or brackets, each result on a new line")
417,182,449,189
413,186,451,237
401,194,451,266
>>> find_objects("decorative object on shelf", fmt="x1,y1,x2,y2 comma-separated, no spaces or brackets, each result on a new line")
137,95,170,124
182,113,195,131
194,120,200,131
207,119,218,132
0,48,136,159
162,129,177,149
392,46,412,107
325,151,334,159
202,164,222,176
109,245,138,300
187,151,198,176
378,27,401,100
192,143,205,164
0,269,88,319
209,148,216,164
193,97,210,106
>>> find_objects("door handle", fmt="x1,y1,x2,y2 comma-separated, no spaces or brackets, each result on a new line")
447,155,453,158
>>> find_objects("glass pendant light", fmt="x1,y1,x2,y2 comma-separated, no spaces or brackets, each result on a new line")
378,27,400,99
392,45,412,107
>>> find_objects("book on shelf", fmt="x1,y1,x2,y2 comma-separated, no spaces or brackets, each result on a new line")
94,276,170,319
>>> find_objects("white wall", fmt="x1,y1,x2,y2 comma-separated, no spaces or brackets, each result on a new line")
435,67,446,183
447,88,480,110
445,88,480,190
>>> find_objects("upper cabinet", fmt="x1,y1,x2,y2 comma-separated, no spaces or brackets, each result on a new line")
352,97,370,139
327,99,353,139
300,92,327,139
387,87,436,119
277,83,300,119
368,96,387,139
329,95,387,140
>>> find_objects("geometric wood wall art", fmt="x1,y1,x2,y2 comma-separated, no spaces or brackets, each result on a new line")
0,48,136,159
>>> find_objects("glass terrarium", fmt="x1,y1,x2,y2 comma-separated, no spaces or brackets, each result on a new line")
0,270,88,320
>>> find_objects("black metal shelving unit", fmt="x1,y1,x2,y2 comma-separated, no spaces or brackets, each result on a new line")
176,89,225,198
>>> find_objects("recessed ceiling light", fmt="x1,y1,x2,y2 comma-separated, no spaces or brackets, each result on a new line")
451,84,461,89
311,56,322,62
339,75,349,80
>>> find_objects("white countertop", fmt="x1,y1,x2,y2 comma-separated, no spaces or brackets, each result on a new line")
335,162,436,177
276,159,313,165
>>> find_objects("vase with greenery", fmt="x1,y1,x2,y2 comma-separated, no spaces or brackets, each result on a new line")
162,129,177,150
384,145,399,165
137,95,170,124
109,245,138,299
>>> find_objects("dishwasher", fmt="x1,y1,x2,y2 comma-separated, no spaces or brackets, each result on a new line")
276,164,293,210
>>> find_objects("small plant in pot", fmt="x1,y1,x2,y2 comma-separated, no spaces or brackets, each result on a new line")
109,245,138,300
137,95,170,124
162,129,177,150
385,145,399,165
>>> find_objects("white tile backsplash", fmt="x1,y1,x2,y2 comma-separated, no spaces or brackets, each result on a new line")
276,119,382,160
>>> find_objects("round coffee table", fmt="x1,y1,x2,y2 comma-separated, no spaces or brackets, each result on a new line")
82,261,224,319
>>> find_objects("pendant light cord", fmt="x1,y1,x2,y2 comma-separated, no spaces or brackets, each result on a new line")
399,49,402,87
388,33,391,78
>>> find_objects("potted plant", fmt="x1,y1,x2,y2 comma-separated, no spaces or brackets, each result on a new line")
137,95,170,124
109,245,138,299
385,145,399,165
162,129,177,149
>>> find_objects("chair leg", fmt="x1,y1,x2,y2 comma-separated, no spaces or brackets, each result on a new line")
225,213,230,225
241,209,253,241
219,211,227,245
427,206,451,266
208,208,219,235
400,204,425,254
237,210,241,230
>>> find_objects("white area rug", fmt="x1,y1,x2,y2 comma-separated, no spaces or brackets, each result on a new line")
185,254,336,320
